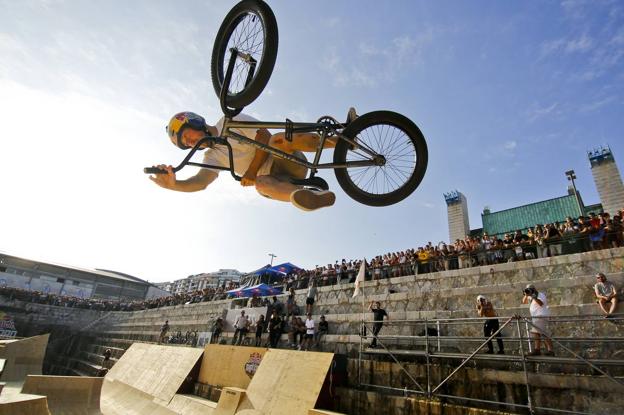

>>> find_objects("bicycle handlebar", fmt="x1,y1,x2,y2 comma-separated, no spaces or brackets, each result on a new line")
144,166,167,174
144,136,242,182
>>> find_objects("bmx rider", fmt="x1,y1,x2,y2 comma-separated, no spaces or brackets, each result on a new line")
149,111,355,211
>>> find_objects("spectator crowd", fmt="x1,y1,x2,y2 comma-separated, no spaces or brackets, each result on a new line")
1,209,622,315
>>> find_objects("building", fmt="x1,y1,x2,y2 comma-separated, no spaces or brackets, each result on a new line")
481,191,586,237
444,190,470,241
446,144,623,238
0,252,168,300
589,146,624,216
159,269,243,294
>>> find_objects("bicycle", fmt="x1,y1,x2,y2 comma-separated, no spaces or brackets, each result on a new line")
145,0,428,207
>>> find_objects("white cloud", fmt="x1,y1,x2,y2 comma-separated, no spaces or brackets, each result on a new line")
322,30,434,88
565,34,593,52
504,141,517,151
526,102,562,123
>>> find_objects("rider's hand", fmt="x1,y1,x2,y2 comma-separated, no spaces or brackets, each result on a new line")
149,164,176,189
240,171,257,187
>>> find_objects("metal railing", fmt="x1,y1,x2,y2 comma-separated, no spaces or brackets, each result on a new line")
357,314,624,414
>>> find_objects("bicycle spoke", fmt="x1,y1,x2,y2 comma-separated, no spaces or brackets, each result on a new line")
345,123,417,195
224,12,265,94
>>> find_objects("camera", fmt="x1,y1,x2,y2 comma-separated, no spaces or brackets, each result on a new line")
523,287,536,296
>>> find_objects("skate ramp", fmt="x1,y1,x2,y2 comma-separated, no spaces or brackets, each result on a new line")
0,381,50,415
166,393,217,414
0,334,49,382
198,344,267,389
235,349,334,415
21,375,103,415
100,343,203,415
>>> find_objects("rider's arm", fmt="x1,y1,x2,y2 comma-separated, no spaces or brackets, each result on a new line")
150,165,218,192
241,129,271,186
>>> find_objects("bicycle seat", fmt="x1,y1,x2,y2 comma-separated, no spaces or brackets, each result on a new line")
346,106,358,124
289,176,329,191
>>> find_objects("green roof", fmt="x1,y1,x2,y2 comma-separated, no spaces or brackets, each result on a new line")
482,194,581,236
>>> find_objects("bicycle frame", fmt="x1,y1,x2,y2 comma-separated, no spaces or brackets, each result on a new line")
167,117,382,183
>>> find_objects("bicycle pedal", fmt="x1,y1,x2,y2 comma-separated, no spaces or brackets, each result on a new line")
289,176,329,191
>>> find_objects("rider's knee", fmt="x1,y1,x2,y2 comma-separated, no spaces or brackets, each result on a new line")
255,175,275,195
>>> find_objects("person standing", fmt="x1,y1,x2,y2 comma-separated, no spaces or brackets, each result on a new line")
306,280,318,314
594,273,618,318
301,313,315,351
476,295,504,354
268,310,283,348
158,320,170,344
232,310,249,346
522,284,554,356
369,301,389,348
254,314,266,347
211,317,224,344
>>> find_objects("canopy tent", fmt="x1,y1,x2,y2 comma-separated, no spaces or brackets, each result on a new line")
239,262,303,286
226,283,283,298
269,262,303,275
248,264,284,277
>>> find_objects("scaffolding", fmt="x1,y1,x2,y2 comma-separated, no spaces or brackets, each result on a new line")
358,314,624,414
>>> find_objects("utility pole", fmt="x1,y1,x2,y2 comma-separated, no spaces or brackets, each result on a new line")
565,170,584,216
268,253,277,266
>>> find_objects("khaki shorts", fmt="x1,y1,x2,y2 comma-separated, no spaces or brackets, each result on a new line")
269,151,307,179
530,317,550,336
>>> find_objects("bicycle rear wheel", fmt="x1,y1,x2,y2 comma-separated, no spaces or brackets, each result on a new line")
333,111,428,207
211,0,278,109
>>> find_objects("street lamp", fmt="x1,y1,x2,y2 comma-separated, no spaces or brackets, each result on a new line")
268,253,277,266
565,170,583,216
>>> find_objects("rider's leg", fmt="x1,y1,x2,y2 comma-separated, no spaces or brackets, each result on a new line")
255,149,336,211
270,132,336,153
255,175,335,211
255,175,300,202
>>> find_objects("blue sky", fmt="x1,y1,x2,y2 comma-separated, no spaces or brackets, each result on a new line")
1,0,622,283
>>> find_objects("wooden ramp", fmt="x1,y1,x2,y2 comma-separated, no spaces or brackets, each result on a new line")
21,375,103,415
0,335,52,415
101,343,203,415
0,381,51,415
198,344,267,389
235,349,334,415
0,334,49,382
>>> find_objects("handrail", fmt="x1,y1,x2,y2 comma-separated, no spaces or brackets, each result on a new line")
357,314,624,415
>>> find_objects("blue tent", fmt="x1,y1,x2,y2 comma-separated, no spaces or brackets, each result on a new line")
226,283,283,298
268,262,303,275
248,264,284,277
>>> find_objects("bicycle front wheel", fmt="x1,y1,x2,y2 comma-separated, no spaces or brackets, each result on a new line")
211,0,278,109
333,111,428,207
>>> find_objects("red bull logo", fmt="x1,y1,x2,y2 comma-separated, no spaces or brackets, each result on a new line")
244,352,263,378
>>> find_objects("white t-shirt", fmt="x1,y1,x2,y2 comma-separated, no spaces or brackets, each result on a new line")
202,113,273,176
529,292,550,317
305,318,315,335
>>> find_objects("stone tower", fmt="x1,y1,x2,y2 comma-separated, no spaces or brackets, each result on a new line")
588,146,624,215
444,190,470,242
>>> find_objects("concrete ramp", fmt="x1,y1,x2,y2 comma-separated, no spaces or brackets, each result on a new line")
21,375,103,415
0,334,49,382
235,349,334,415
101,343,203,415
